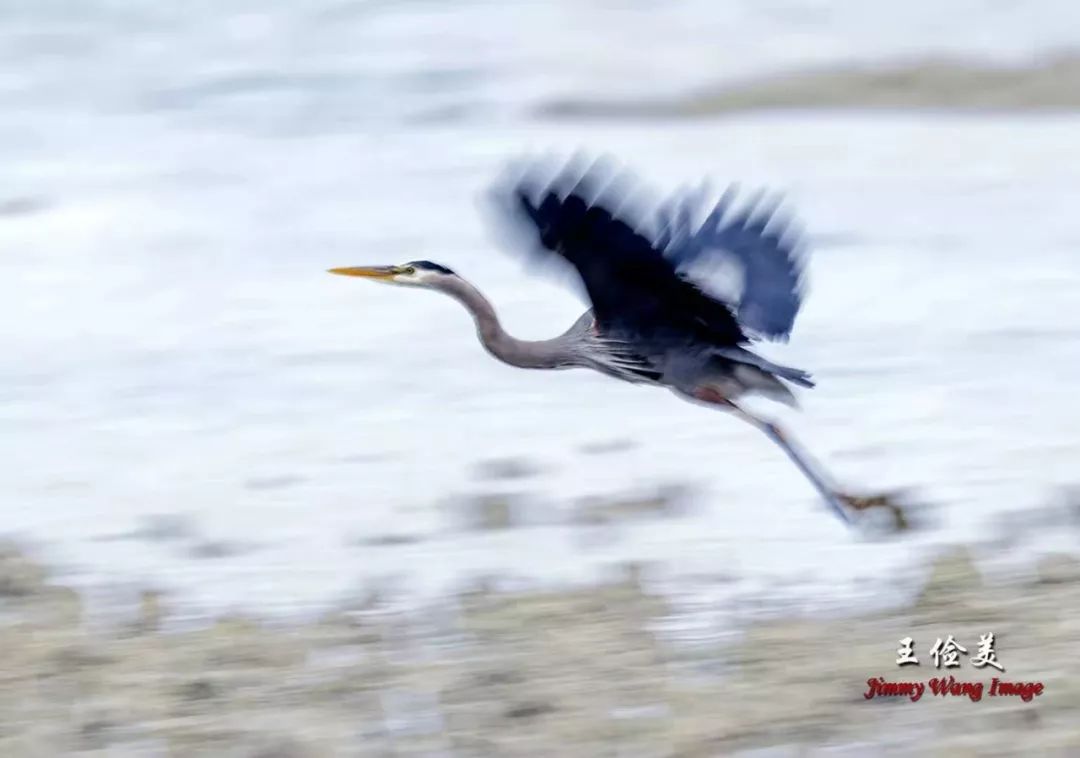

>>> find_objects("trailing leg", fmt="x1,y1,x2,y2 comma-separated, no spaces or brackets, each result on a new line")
689,387,851,524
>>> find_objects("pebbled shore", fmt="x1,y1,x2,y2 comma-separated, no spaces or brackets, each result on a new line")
1,542,1079,756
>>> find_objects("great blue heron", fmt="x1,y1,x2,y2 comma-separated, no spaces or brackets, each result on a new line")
330,158,899,526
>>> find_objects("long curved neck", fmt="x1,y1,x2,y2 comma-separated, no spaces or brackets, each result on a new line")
436,276,577,369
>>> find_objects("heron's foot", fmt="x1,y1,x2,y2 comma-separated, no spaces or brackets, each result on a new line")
833,490,912,532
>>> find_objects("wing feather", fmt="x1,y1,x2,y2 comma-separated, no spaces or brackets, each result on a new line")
489,159,747,351
660,187,808,341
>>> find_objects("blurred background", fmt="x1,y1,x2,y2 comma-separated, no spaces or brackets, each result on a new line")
2,1,1080,755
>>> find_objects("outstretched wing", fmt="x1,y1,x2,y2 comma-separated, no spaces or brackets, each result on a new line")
657,186,807,341
488,158,747,351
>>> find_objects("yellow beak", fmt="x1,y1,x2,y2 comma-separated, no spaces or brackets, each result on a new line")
327,266,398,280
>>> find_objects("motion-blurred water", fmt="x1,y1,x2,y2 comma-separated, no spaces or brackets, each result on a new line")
3,1,1080,619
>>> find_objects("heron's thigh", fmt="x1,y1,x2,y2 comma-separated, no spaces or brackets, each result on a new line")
694,387,732,405
670,385,736,409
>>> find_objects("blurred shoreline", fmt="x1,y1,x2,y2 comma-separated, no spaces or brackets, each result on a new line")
536,52,1080,119
2,540,1079,756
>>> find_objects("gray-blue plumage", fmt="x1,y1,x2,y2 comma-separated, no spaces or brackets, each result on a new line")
489,157,815,403
330,156,881,526
657,185,806,341
495,158,807,346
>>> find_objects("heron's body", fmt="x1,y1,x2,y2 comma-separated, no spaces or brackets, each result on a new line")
436,270,807,407
330,157,889,525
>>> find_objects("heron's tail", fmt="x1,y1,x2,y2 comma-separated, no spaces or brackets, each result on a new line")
727,366,800,408
712,346,815,389
771,364,815,389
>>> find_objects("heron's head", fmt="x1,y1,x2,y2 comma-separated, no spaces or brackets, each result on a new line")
327,260,457,289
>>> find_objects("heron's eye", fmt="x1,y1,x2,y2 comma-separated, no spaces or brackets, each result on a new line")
401,266,416,275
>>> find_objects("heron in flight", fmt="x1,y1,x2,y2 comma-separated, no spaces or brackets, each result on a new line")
330,158,897,525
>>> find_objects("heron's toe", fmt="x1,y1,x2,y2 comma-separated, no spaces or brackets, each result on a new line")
834,490,913,532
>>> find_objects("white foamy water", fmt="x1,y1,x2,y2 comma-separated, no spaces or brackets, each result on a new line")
2,1,1080,618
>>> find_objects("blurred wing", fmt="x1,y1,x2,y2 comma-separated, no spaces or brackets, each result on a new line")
487,157,746,349
658,187,807,341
